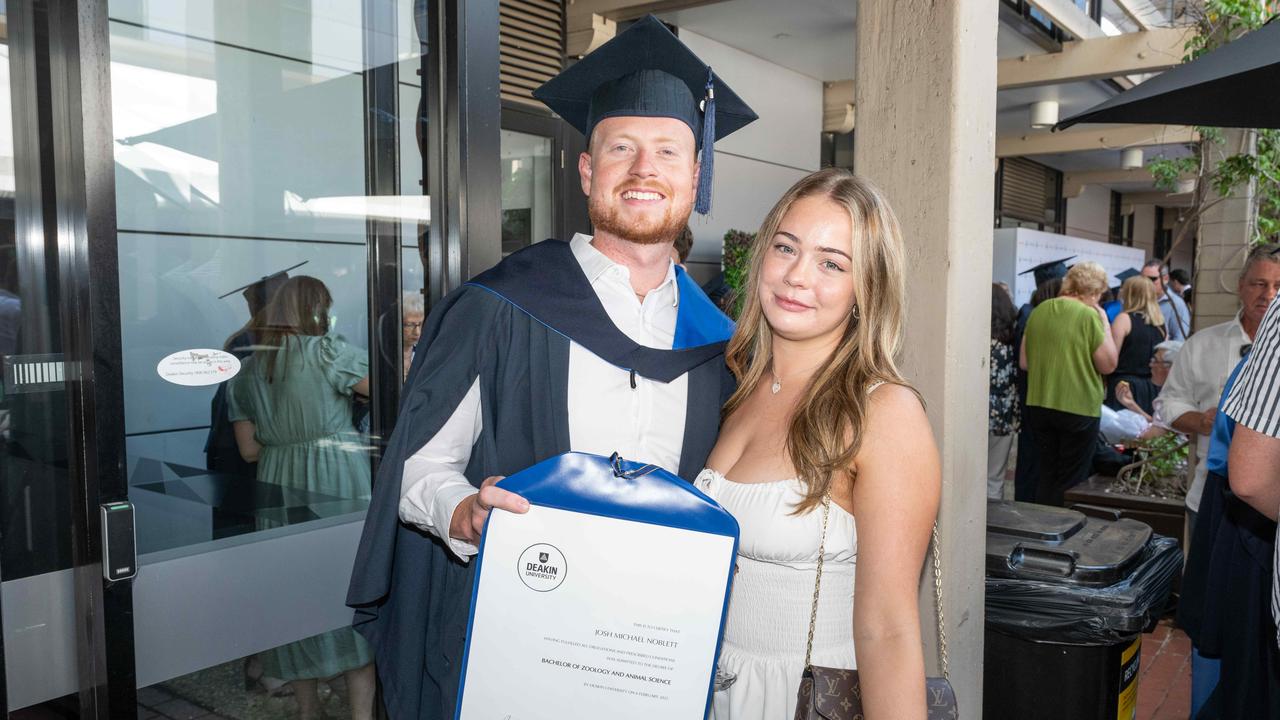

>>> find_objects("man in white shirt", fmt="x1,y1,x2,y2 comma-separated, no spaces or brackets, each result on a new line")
1158,244,1280,525
346,17,757,720
1223,278,1280,605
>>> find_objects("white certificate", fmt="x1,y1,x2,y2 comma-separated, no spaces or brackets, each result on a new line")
457,503,736,720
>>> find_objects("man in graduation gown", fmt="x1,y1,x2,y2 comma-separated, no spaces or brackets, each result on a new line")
346,16,757,719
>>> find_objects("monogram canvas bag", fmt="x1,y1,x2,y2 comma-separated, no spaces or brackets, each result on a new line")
793,497,958,720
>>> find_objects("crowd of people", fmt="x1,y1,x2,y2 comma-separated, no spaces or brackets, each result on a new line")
991,242,1280,717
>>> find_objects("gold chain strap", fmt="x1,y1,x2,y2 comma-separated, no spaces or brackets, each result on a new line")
932,522,948,680
802,497,948,680
802,496,831,669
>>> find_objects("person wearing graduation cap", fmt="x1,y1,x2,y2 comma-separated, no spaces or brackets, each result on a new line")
345,16,756,719
1011,256,1072,501
1104,267,1140,323
205,263,303,477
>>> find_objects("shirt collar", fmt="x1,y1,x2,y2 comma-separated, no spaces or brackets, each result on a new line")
568,233,680,307
1230,311,1253,342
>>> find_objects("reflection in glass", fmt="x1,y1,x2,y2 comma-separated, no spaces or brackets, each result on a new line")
500,129,553,255
104,0,430,716
1,5,82,713
225,276,375,719
400,291,425,382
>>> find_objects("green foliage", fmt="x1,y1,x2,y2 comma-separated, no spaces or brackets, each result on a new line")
721,229,755,319
1114,432,1190,500
1149,1,1280,247
1147,155,1198,192
1133,433,1189,483
1185,0,1277,60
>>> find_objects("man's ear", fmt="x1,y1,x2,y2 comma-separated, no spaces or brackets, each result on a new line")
578,152,593,197
692,158,702,193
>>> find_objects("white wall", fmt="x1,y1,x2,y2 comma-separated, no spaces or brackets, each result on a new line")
676,29,823,270
993,228,1146,306
1065,184,1112,243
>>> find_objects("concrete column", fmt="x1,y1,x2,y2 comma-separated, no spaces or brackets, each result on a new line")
854,1,995,716
1191,129,1256,330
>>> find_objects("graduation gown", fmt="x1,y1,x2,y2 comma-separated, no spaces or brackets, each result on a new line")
346,239,736,720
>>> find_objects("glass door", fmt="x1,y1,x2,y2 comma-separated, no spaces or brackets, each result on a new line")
105,1,428,717
1,1,83,714
499,102,589,252
2,0,498,714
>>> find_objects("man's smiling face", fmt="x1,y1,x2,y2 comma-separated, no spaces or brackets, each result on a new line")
579,115,699,245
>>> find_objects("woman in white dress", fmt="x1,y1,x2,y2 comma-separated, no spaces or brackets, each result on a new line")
699,168,940,719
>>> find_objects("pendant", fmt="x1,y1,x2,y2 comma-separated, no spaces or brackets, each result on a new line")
771,378,781,394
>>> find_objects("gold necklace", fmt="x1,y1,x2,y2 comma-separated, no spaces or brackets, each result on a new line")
771,372,782,394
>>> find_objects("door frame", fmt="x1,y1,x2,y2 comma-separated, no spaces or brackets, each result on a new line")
2,0,501,716
500,101,590,244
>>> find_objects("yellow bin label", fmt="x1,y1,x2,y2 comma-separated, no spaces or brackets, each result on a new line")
1117,636,1141,720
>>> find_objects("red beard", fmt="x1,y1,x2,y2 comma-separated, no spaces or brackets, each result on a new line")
588,183,693,245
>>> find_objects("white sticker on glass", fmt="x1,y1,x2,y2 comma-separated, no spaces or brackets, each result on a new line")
156,349,241,387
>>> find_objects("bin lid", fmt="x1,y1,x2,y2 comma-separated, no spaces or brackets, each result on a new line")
986,500,1152,587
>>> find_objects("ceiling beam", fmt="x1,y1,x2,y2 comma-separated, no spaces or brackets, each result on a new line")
1062,167,1197,197
823,80,855,133
996,124,1197,157
998,26,1193,89
1027,0,1106,40
1062,168,1155,197
565,0,731,56
1112,0,1162,31
566,0,731,23
566,13,617,57
1123,191,1194,207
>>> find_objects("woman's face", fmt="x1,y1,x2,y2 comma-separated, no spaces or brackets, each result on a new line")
403,311,425,349
757,195,857,345
1150,349,1172,386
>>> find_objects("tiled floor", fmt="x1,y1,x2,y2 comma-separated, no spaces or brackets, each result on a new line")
1138,618,1193,720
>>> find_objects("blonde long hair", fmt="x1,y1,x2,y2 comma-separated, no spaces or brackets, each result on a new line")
1118,275,1165,327
723,168,916,514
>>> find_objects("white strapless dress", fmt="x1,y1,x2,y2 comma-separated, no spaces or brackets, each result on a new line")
696,468,858,720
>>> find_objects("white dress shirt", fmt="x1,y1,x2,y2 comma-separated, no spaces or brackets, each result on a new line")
1154,313,1252,511
397,234,690,559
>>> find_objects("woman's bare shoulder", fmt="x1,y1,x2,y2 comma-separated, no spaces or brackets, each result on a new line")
859,382,935,462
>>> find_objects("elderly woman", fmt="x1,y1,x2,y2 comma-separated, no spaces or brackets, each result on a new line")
1115,339,1183,438
402,291,425,381
1020,261,1119,506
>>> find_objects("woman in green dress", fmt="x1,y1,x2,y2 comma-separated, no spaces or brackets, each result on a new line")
229,275,375,720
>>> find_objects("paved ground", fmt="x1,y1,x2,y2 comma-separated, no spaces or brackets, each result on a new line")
12,626,1196,719
1138,617,1193,720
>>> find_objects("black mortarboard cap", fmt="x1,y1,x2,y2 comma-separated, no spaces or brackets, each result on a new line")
532,15,757,215
1018,256,1076,286
219,261,307,312
1115,268,1141,283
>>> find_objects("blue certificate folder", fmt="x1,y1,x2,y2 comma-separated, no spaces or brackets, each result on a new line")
455,452,740,720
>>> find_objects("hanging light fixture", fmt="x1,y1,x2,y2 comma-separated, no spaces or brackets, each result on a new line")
1029,101,1059,129
1121,148,1144,170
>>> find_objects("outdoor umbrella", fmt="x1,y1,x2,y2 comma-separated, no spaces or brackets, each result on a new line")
1056,18,1280,130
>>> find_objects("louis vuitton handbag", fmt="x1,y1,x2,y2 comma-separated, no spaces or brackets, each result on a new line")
793,497,958,720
